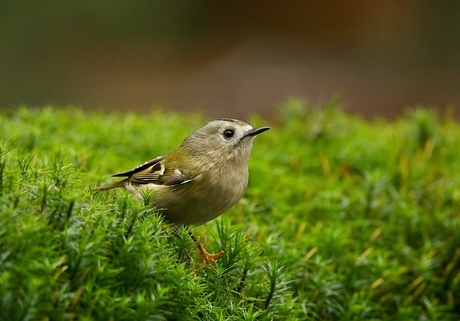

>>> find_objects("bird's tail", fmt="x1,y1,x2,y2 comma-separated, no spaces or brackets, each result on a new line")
98,180,127,191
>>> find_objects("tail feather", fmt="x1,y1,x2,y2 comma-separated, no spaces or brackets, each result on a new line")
98,180,127,191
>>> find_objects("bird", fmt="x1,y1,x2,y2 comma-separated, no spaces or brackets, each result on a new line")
98,118,269,265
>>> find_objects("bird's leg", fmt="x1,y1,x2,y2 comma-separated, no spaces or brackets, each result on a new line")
188,231,225,267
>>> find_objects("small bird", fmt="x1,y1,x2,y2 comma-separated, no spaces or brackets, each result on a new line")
98,118,269,265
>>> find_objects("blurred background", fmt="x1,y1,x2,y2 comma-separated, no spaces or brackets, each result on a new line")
1,1,459,119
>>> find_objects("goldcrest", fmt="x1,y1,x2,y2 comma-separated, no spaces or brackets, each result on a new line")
98,118,269,264
99,118,269,225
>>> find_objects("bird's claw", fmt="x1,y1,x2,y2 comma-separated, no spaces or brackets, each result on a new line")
198,245,225,267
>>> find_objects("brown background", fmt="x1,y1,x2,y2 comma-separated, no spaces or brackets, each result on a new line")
1,1,459,119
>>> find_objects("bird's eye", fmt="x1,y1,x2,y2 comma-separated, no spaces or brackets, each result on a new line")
223,129,235,139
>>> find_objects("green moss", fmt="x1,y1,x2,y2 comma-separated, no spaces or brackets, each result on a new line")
0,103,459,320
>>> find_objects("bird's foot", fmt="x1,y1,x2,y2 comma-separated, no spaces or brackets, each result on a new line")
188,230,225,266
197,244,225,267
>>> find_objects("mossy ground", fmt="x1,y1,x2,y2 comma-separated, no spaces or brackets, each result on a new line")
0,101,459,320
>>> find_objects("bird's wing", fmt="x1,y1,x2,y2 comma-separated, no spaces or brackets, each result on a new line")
112,156,197,187
111,155,165,177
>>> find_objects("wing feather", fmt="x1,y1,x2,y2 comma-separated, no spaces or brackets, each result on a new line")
111,156,165,177
100,155,197,190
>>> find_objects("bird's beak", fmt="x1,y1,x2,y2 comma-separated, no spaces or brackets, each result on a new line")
246,126,270,137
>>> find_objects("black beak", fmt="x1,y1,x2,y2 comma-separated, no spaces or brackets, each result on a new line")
246,126,270,137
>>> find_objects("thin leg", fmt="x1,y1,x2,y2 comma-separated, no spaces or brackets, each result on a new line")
188,231,225,267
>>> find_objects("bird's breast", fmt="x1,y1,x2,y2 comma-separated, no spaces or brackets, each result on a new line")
138,162,249,225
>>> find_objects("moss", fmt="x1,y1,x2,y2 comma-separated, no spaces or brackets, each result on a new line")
0,103,459,320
